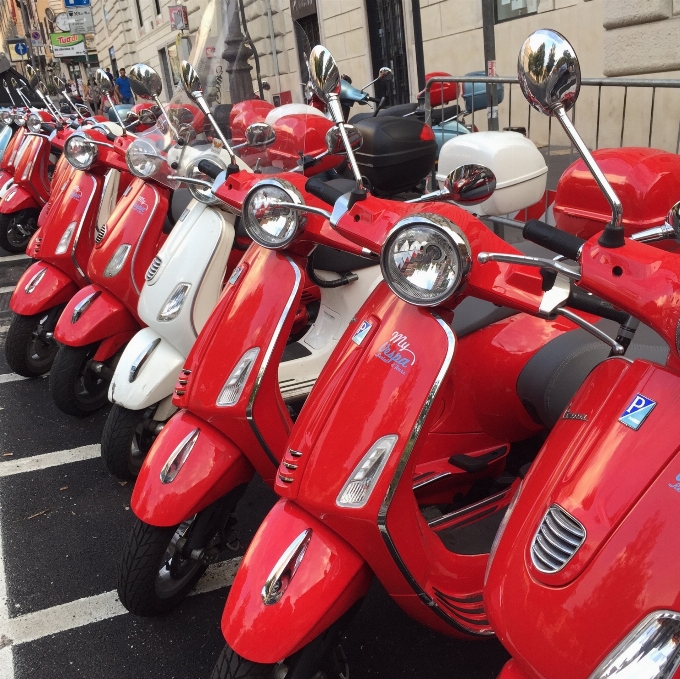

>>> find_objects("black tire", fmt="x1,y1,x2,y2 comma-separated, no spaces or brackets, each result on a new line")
49,343,110,417
118,518,208,616
210,645,276,679
101,404,156,480
5,312,59,377
0,208,40,254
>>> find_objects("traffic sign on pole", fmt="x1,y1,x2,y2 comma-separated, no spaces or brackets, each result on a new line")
64,0,91,7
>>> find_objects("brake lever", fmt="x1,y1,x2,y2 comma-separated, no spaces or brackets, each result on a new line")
477,252,581,280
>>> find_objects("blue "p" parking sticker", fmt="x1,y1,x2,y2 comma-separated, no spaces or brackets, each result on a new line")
619,394,656,430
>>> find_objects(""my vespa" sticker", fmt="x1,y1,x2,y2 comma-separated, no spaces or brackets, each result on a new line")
375,331,416,375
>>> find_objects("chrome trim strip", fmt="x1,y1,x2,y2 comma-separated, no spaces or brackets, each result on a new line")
129,185,161,296
245,255,302,467
71,289,101,324
70,172,97,282
24,266,47,294
261,529,312,605
427,489,511,528
412,471,451,491
129,336,162,382
376,317,490,636
93,168,116,251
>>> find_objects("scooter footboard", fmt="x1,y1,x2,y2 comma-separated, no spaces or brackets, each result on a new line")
10,262,78,315
223,499,373,664
108,328,185,410
54,285,139,347
131,410,255,527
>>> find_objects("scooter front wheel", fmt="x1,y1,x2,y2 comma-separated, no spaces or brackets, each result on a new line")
0,208,40,253
101,404,156,480
5,310,61,377
210,646,276,679
118,518,208,616
49,343,110,416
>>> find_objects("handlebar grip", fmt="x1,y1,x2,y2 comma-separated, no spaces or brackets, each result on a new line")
305,178,344,207
106,132,116,142
523,219,586,261
41,123,55,133
197,159,223,179
567,288,630,325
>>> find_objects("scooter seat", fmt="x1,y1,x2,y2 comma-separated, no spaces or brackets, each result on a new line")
171,188,193,222
517,320,668,428
350,103,460,125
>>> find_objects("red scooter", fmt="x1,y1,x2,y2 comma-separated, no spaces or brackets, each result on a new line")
482,30,680,679
49,65,190,416
208,46,673,678
6,92,134,377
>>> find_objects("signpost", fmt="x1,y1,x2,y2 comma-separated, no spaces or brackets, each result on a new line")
66,6,94,34
49,32,87,58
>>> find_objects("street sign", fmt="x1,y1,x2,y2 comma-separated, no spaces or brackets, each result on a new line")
67,6,94,34
63,0,90,7
49,32,86,57
30,31,43,47
7,40,28,62
169,5,188,30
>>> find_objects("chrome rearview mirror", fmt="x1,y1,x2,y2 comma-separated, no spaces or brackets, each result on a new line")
518,29,623,247
128,64,163,100
325,124,363,155
245,122,276,148
94,69,113,94
445,165,496,205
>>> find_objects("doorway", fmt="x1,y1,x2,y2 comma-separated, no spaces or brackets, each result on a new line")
365,0,410,105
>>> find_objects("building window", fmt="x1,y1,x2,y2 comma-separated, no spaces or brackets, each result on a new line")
495,0,538,23
133,0,143,27
154,0,161,16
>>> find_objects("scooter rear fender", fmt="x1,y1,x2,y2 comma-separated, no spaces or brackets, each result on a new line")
222,499,372,664
0,184,40,213
53,285,140,347
10,262,78,316
131,409,254,527
108,328,185,410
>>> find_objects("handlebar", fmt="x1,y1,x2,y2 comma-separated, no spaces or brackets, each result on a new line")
305,178,344,207
197,159,223,180
566,288,630,325
523,219,586,261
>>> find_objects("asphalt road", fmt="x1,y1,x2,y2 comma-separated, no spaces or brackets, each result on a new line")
0,247,511,679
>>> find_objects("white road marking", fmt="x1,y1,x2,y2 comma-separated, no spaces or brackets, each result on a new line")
0,445,100,477
0,325,9,333
0,286,14,294
0,255,29,263
0,478,13,679
0,557,241,647
0,374,29,386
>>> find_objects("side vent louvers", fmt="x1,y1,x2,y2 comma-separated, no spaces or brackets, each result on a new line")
95,223,107,244
146,256,162,281
531,504,586,574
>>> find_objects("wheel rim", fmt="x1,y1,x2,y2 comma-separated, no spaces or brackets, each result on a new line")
6,213,36,250
26,325,58,372
73,349,109,406
154,519,204,599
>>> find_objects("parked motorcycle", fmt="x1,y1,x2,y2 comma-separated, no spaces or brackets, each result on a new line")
482,29,680,679
5,69,132,377
48,65,196,416
208,45,673,678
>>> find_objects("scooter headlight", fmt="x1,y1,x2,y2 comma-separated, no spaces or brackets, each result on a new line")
126,138,162,178
26,113,42,134
13,112,26,126
336,435,398,508
381,215,471,307
55,221,77,255
0,110,12,125
589,611,680,679
185,154,228,205
103,244,132,277
64,133,98,170
242,179,303,249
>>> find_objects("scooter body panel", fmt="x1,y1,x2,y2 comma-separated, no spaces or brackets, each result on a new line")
138,200,235,357
54,284,140,347
10,261,79,316
485,358,680,679
108,328,185,410
131,409,254,527
222,498,372,664
11,134,50,205
0,183,40,214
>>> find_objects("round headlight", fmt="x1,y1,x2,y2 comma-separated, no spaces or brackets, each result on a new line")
0,110,12,125
26,113,42,134
242,179,303,249
381,215,471,306
64,133,98,170
185,154,228,205
126,138,162,178
13,111,26,126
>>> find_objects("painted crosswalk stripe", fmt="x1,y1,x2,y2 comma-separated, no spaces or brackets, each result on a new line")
0,557,241,647
0,286,14,294
0,444,101,477
0,374,29,386
0,254,29,263
0,482,13,679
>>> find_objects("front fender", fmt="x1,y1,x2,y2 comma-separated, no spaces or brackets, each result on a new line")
223,499,372,664
131,410,254,527
108,328,185,410
54,285,140,347
0,184,40,213
10,262,78,315
498,660,532,679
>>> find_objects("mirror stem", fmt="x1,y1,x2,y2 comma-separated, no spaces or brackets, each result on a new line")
327,95,365,192
153,95,178,138
105,93,126,134
194,92,237,166
62,90,85,121
554,105,624,247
